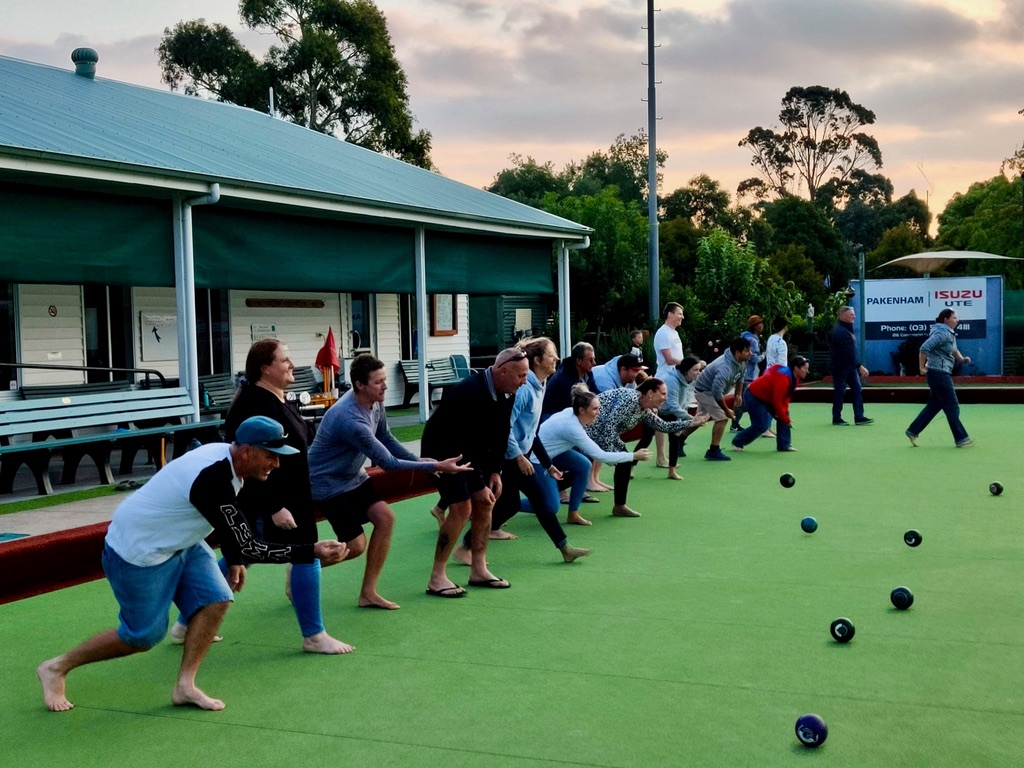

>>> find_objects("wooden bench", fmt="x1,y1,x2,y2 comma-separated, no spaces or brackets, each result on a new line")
20,379,134,399
399,358,465,408
198,372,239,416
0,388,223,496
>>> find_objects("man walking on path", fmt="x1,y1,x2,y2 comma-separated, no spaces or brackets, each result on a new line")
830,306,873,426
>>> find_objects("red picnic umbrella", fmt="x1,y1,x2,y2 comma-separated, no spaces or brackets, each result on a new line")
315,327,341,393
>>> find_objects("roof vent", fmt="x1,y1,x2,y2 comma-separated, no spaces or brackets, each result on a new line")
71,48,99,79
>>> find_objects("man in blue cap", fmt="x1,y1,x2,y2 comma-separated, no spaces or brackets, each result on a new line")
37,416,348,714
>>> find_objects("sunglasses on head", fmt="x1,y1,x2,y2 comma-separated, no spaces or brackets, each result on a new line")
498,352,528,367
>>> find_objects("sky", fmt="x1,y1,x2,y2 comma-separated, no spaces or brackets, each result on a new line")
3,0,1024,225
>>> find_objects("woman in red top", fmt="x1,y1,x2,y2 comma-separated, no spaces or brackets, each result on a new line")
730,356,809,453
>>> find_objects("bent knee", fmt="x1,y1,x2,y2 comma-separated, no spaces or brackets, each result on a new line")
345,536,368,559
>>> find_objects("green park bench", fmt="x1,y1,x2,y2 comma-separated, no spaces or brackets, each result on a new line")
0,387,223,496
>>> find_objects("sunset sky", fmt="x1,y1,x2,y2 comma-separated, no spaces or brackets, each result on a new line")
4,0,1024,226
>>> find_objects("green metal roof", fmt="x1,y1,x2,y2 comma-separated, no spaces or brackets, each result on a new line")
0,54,590,239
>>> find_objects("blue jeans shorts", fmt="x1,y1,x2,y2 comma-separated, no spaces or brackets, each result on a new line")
102,541,233,649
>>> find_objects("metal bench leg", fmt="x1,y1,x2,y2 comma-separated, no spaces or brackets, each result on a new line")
60,447,86,485
402,384,418,408
0,450,55,495
83,444,116,486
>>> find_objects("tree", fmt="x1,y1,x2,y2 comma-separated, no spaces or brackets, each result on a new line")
865,224,927,280
935,174,1024,288
158,0,432,166
487,155,570,207
661,174,746,235
738,85,882,200
563,130,666,206
689,230,764,337
539,187,649,332
816,171,932,253
758,196,849,290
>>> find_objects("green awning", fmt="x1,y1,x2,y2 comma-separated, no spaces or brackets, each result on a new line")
425,231,554,294
0,186,174,286
193,207,414,293
0,186,556,294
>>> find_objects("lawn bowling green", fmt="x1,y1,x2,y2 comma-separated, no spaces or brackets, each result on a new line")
3,403,1021,766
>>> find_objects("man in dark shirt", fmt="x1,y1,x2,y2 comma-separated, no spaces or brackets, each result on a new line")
830,306,873,425
37,416,348,713
541,341,597,420
421,348,529,597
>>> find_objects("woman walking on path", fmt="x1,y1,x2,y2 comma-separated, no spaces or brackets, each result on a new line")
906,309,974,448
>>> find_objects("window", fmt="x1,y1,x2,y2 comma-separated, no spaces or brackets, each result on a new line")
350,292,373,353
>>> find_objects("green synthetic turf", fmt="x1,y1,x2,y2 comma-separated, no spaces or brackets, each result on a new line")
3,402,1022,767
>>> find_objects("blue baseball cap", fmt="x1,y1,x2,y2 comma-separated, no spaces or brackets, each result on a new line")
235,416,299,455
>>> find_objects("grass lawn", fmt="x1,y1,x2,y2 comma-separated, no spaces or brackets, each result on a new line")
3,402,1021,766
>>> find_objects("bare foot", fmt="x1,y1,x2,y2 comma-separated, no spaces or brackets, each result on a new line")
656,457,669,468
488,529,517,540
358,593,400,610
612,504,641,518
169,621,222,645
429,505,446,528
561,545,592,563
302,631,356,654
38,659,73,712
667,469,683,480
586,485,609,493
567,512,591,526
452,545,472,566
172,683,225,711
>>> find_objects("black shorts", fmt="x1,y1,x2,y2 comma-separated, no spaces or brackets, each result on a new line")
434,472,481,508
317,479,383,543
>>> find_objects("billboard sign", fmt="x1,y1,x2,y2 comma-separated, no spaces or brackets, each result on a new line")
851,276,1003,375
864,277,987,341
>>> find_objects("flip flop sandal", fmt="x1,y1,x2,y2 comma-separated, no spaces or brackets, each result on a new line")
425,585,467,598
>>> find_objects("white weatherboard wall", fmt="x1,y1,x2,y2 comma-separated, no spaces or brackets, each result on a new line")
17,284,85,385
229,291,344,378
133,287,180,380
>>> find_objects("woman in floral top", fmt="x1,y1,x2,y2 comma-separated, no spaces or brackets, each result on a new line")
585,377,707,517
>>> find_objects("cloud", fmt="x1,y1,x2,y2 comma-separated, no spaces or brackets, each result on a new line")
4,0,1022,217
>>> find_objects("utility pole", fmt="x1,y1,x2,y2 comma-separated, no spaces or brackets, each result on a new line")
644,0,660,321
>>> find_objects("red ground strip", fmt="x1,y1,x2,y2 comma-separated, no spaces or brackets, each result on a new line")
0,467,435,605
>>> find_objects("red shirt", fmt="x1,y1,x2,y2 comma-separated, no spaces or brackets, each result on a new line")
746,364,797,425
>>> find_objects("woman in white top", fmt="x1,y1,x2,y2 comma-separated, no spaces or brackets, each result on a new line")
765,316,789,367
536,384,650,527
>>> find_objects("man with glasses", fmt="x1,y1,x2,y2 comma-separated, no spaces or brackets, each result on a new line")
421,348,529,597
37,416,349,713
